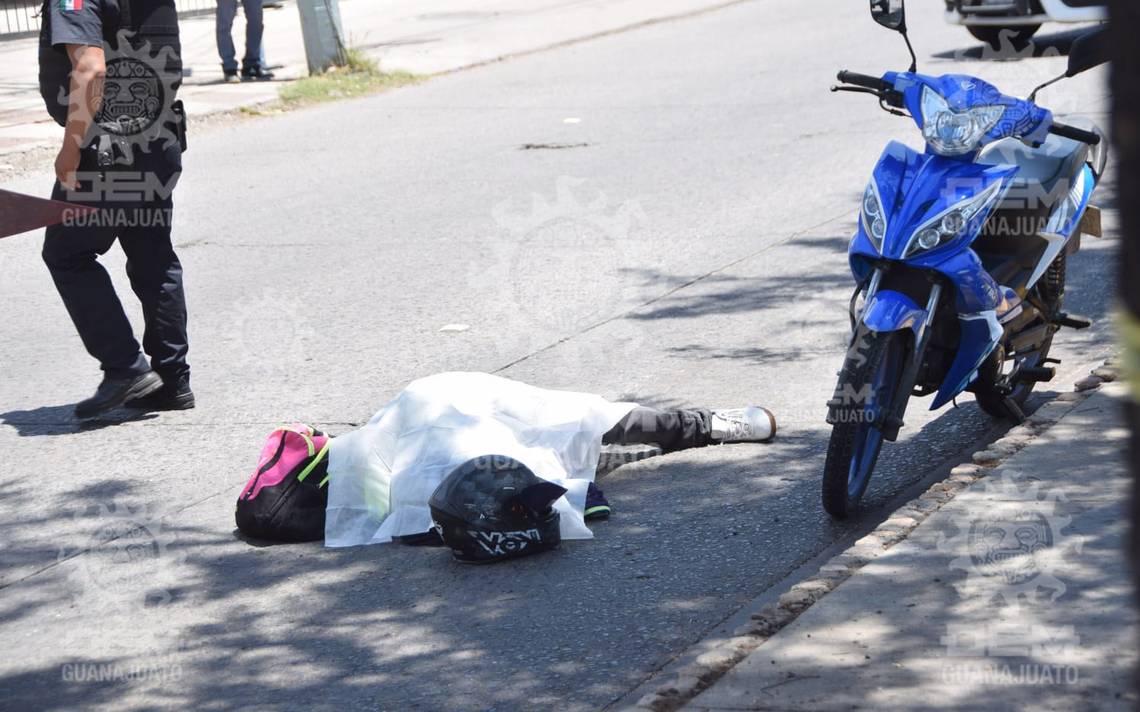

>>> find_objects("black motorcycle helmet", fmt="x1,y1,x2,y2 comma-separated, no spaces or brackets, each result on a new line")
429,455,568,564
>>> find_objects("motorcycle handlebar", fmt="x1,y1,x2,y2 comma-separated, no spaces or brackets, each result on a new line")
836,70,890,92
837,70,1101,146
1049,122,1101,146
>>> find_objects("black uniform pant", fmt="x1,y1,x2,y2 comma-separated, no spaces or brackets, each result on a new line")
602,407,715,453
42,154,189,382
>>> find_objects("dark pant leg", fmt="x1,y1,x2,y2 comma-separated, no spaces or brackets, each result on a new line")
216,0,239,72
42,185,148,380
602,407,715,454
119,198,190,381
242,0,264,70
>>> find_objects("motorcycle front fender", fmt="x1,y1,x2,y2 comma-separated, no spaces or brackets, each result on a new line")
861,290,926,338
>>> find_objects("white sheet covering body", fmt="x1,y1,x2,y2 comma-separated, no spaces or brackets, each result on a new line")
324,372,637,548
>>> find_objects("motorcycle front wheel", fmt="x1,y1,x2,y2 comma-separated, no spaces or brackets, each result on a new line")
822,329,908,519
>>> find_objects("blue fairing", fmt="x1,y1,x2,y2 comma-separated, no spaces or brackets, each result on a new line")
849,142,1015,408
931,311,1003,409
850,141,1013,313
862,290,925,336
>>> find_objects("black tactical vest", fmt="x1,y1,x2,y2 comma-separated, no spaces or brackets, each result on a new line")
38,0,182,129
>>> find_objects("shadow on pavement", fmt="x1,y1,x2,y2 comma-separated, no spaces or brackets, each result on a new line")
691,425,1130,710
0,404,158,437
0,401,998,711
0,383,1077,710
932,27,1090,62
0,233,1117,709
625,267,850,322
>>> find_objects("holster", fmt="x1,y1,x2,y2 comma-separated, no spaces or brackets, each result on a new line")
171,100,188,153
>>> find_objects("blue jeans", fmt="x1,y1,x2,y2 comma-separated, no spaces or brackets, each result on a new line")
216,0,264,73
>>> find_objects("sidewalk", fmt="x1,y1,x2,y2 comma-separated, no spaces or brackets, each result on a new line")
0,0,741,158
678,379,1137,711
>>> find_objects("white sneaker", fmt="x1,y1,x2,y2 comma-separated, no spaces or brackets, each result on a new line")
710,407,776,443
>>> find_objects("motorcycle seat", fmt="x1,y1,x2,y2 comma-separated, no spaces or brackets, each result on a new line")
977,134,1089,203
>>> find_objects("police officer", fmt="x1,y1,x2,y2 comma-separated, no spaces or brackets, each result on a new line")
38,0,193,418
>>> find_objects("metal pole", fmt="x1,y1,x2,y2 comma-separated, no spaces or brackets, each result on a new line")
295,0,347,74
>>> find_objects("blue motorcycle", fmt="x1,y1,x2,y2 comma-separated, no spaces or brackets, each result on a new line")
822,0,1108,518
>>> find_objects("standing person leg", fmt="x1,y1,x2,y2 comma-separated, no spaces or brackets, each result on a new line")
240,0,272,79
119,194,193,410
216,0,240,81
257,0,273,69
42,182,162,417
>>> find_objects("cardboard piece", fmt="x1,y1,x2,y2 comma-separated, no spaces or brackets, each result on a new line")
0,188,99,239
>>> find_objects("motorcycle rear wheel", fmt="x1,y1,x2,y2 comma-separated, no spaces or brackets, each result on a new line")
974,337,1054,418
975,254,1064,419
823,330,907,519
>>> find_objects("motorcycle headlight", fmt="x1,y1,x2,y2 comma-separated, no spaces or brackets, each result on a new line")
920,87,1005,156
903,180,1003,258
861,180,887,252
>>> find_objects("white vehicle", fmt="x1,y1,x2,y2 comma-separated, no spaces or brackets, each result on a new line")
945,0,1106,47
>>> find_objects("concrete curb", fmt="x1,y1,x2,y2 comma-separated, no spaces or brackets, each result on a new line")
625,354,1123,712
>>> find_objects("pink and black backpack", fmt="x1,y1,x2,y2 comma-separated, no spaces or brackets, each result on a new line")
236,424,331,542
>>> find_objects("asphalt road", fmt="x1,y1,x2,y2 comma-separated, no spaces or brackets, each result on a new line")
0,1,1118,710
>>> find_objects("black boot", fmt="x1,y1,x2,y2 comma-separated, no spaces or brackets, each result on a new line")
241,65,275,81
129,373,195,411
75,371,164,419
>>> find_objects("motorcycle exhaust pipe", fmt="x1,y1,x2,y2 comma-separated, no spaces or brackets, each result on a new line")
1013,365,1055,384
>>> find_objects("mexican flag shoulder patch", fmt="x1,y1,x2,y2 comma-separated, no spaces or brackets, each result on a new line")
59,0,84,11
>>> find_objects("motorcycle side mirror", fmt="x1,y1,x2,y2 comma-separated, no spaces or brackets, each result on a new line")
870,0,906,31
869,0,917,73
1028,26,1108,103
1066,27,1109,78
